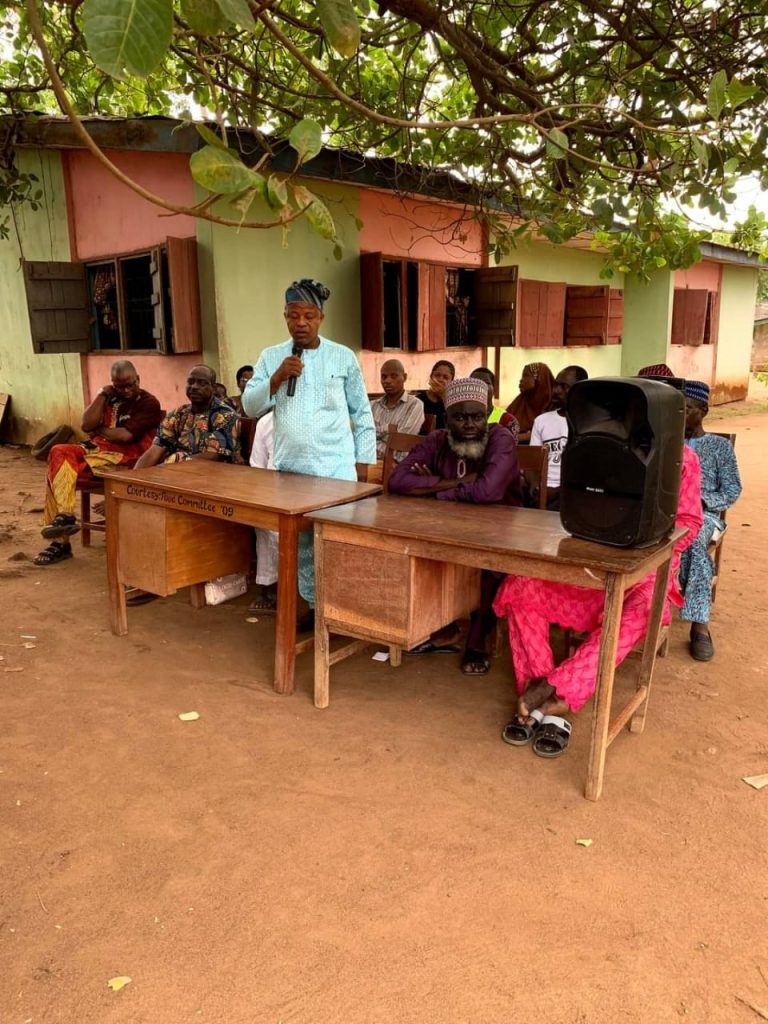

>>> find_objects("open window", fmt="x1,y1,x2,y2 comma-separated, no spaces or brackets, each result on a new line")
360,254,515,350
23,236,201,355
671,288,718,346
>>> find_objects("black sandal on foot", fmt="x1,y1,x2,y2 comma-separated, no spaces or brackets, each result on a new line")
405,640,461,656
41,514,80,539
501,708,544,746
462,649,491,674
532,716,572,758
33,542,73,566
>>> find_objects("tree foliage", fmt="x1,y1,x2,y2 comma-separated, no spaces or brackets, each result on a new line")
1,0,768,274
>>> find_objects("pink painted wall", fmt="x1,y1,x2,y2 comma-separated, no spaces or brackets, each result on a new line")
83,352,202,413
358,189,485,263
674,261,722,292
65,150,202,404
669,343,715,386
358,189,486,388
65,150,196,260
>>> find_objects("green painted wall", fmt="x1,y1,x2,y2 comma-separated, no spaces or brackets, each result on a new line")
620,271,673,376
494,238,624,403
199,180,361,393
0,150,84,443
715,264,758,401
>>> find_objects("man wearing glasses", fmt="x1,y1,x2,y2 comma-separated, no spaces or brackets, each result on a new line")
243,279,375,615
34,360,162,566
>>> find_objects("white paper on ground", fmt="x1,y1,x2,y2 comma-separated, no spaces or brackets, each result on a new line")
372,651,390,662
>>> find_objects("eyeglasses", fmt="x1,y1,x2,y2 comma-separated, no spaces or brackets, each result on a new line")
112,379,138,391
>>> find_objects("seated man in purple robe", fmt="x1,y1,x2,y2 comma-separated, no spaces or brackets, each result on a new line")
389,377,522,672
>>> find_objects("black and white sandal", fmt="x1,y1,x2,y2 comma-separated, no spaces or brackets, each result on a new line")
531,716,572,758
501,708,544,746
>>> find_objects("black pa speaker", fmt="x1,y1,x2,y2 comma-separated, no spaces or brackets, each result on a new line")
559,377,685,547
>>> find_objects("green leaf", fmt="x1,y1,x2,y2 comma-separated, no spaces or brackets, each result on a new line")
289,120,323,166
545,128,568,158
691,136,708,169
190,145,262,194
726,77,755,110
306,194,337,240
707,69,727,119
181,0,228,34
317,0,361,58
214,0,255,28
82,0,173,79
196,123,229,150
333,242,344,261
267,175,288,208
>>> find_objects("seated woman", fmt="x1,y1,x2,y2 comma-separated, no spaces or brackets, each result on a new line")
679,380,742,662
492,442,703,758
228,364,254,414
415,359,455,432
506,362,555,443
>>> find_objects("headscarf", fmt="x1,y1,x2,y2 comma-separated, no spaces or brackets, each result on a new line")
285,279,330,309
508,362,555,434
684,380,710,405
444,377,490,409
638,363,674,378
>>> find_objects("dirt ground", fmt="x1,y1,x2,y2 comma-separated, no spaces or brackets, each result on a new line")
1,407,767,1024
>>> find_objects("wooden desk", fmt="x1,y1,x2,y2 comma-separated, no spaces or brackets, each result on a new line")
103,461,381,695
308,497,685,800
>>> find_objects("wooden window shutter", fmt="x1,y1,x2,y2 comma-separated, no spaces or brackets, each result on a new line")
539,282,566,346
473,266,519,346
671,289,708,346
150,247,168,353
704,290,720,345
22,260,90,354
516,279,566,347
166,236,202,354
608,288,623,344
565,285,609,346
417,262,445,351
360,251,384,351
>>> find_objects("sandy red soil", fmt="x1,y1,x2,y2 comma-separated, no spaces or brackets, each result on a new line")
1,408,766,1024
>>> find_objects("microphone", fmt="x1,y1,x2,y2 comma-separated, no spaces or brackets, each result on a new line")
286,344,302,397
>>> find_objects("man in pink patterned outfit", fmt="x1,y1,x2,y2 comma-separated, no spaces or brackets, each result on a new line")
493,444,703,756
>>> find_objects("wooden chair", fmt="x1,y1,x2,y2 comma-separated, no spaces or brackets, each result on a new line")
517,444,548,510
240,416,258,462
382,427,424,493
707,431,736,603
79,478,106,547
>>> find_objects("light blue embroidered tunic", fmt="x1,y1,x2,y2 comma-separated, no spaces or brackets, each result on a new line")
243,337,376,602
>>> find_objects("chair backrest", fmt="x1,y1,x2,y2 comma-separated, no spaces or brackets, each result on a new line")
240,416,258,461
517,444,548,509
382,426,424,493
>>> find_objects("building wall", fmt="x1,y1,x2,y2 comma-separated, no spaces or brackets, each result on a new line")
495,240,624,404
713,264,759,403
620,271,673,376
674,262,722,291
357,189,486,390
64,150,202,412
0,150,84,443
202,179,362,394
751,323,768,371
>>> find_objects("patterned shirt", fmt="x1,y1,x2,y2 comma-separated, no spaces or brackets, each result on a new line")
372,392,425,458
152,397,241,463
242,336,376,481
685,434,742,514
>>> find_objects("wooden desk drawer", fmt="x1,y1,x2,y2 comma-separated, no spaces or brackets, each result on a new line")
118,503,251,595
322,539,479,647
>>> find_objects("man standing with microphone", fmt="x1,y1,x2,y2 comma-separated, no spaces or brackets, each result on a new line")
243,278,376,614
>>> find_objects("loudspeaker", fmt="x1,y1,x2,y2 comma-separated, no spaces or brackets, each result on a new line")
560,377,685,547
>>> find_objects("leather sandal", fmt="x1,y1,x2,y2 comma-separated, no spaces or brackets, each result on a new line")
502,708,544,746
33,542,73,566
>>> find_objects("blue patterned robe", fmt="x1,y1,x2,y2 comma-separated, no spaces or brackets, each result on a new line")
679,433,742,624
243,337,376,603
